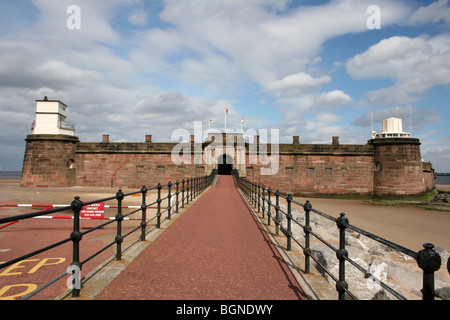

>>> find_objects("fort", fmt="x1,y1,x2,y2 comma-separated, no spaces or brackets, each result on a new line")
21,98,436,197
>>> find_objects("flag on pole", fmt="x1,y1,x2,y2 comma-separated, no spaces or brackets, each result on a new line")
241,118,244,124
208,118,213,130
224,108,228,131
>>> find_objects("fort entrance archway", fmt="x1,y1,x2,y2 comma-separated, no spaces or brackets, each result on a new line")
218,154,233,175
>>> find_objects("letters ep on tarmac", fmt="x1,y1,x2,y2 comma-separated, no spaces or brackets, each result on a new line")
176,304,273,317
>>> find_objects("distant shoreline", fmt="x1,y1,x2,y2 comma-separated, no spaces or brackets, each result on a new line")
1,171,450,187
0,171,21,178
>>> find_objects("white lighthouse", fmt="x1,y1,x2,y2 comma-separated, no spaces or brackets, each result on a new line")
372,117,411,139
31,97,75,136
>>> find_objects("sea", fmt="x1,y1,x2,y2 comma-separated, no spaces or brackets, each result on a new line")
1,171,450,184
436,175,450,185
0,171,21,178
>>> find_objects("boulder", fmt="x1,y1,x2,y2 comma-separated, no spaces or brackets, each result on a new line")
435,286,450,300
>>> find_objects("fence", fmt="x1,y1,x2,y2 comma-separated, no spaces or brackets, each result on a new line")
0,170,216,299
234,170,447,300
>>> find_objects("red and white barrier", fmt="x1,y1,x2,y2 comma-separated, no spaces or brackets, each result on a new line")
0,203,159,223
0,197,177,228
0,204,146,209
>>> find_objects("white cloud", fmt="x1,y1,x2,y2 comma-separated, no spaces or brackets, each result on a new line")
346,34,450,105
352,105,441,131
265,72,331,97
128,8,148,26
315,90,352,108
130,0,411,92
407,0,450,25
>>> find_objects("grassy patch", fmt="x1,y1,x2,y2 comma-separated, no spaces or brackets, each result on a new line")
368,189,450,211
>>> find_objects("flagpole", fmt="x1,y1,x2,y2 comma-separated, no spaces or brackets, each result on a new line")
224,109,227,131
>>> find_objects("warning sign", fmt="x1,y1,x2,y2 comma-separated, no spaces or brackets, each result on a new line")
81,203,105,219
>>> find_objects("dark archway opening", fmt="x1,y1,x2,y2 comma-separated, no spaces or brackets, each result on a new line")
218,154,233,175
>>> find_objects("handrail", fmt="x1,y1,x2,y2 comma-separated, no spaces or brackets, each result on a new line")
233,169,446,300
0,169,217,299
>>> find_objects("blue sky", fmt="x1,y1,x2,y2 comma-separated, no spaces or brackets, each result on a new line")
0,0,449,172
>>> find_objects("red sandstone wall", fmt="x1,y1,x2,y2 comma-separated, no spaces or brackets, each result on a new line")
21,135,78,187
244,154,374,196
20,134,435,197
76,153,208,188
371,138,432,196
422,162,436,192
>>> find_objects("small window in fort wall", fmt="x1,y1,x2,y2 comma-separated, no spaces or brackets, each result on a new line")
67,159,75,169
285,167,294,172
376,162,382,171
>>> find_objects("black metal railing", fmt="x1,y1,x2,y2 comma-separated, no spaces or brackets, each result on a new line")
234,170,447,300
0,170,217,299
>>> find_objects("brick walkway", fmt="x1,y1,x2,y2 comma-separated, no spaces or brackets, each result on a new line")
95,176,307,300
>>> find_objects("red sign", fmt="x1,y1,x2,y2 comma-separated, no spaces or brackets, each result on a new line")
81,203,105,219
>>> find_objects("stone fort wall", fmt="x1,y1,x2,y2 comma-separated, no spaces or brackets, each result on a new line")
20,134,436,197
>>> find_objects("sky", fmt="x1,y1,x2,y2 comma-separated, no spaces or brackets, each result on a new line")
0,0,449,172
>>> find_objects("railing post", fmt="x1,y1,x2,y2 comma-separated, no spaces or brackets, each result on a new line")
156,183,162,229
190,178,193,202
70,196,83,298
181,179,185,208
275,190,280,236
186,178,190,205
257,184,261,213
286,195,292,251
115,189,124,261
167,182,172,219
417,243,442,300
261,186,266,218
140,186,147,241
195,177,198,197
195,177,198,198
175,180,179,213
336,213,349,300
303,200,312,274
267,187,272,225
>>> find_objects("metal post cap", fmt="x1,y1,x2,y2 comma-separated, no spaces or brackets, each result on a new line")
417,243,441,273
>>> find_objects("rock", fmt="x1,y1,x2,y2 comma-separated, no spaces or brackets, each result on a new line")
435,286,450,300
310,243,336,276
387,264,422,292
368,260,388,283
367,245,390,262
371,289,390,300
346,236,369,251
435,246,449,266
288,205,450,300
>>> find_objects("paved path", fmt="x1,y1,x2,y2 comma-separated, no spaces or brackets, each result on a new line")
96,176,307,300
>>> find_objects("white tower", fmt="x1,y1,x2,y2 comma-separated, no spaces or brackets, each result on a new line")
372,117,410,139
31,97,75,135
